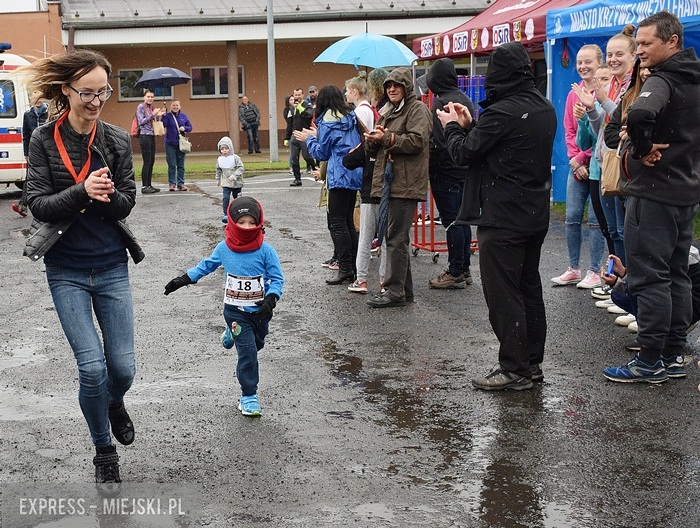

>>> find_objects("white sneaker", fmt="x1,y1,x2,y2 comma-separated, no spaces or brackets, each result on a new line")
628,321,638,332
595,298,615,309
591,284,611,299
615,314,636,326
577,270,601,289
607,305,627,314
551,267,582,286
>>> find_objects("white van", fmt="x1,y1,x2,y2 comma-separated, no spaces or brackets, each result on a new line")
0,45,30,188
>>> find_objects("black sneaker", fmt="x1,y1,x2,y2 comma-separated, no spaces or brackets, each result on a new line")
141,186,160,194
109,402,135,445
472,365,533,391
624,340,641,352
529,364,544,382
94,445,121,496
289,180,302,187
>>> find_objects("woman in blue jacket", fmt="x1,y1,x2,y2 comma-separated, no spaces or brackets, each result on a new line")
295,84,362,285
162,99,193,191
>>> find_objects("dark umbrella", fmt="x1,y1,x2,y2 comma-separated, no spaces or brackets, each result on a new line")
134,67,191,90
376,160,394,246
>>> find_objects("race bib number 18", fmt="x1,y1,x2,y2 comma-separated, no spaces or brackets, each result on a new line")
224,274,264,307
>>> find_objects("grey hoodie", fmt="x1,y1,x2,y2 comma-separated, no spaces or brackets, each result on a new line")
216,136,244,189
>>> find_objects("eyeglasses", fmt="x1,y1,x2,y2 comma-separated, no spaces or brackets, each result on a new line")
67,85,113,103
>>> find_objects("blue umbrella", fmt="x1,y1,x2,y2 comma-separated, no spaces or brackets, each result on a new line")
314,33,418,69
376,160,394,246
134,67,191,90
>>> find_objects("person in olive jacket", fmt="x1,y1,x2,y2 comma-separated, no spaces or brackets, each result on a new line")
438,41,557,391
364,67,432,308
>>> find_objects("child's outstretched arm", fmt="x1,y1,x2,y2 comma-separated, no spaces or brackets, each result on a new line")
164,273,193,295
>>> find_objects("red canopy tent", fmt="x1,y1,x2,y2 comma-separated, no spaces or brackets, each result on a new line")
412,0,584,60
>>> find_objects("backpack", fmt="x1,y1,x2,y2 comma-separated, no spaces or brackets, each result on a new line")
130,115,139,138
359,101,380,125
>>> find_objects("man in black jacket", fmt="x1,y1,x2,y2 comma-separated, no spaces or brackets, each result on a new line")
438,41,556,391
426,58,476,290
12,90,49,217
603,12,700,384
284,88,315,186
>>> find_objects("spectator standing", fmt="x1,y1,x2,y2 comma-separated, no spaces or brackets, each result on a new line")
285,88,316,186
239,96,261,154
603,12,700,383
364,68,432,308
135,89,165,193
162,99,192,191
438,41,557,390
550,45,606,289
344,75,386,294
426,58,476,290
12,90,49,217
305,85,318,108
21,48,143,487
294,85,363,285
216,136,244,223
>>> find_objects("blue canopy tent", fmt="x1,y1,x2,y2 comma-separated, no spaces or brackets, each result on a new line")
545,0,700,201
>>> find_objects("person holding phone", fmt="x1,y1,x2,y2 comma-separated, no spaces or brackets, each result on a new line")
21,49,144,489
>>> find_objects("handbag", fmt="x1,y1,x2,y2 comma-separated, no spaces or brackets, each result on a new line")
178,133,192,153
130,115,139,138
152,120,165,136
601,144,624,196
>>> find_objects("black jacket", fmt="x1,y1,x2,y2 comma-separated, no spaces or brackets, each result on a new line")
24,117,144,263
285,100,314,140
22,103,49,157
426,58,475,184
444,41,557,232
621,48,700,206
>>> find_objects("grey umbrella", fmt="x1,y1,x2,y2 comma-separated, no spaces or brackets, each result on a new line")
376,160,394,246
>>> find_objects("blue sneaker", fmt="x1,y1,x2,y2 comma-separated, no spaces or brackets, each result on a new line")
661,355,687,378
603,356,668,383
238,394,261,416
221,328,234,349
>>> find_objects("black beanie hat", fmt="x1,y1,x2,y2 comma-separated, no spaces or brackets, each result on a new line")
229,196,261,225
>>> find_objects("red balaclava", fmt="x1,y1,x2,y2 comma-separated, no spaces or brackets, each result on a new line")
224,196,265,252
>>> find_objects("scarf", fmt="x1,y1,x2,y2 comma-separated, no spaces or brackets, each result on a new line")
224,202,265,252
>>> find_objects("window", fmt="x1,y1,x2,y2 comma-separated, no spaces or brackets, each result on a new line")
190,66,244,98
0,80,18,118
118,69,173,102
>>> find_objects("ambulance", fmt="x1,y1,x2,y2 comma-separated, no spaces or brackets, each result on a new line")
0,43,30,188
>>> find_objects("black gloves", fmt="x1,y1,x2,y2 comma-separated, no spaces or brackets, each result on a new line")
254,294,278,321
164,273,193,295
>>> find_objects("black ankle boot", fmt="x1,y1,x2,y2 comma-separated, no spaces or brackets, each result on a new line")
326,270,354,285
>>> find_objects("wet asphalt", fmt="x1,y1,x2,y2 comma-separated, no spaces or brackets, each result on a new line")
1,173,699,528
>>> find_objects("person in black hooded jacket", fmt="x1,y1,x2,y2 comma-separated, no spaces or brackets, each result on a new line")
426,58,476,290
438,41,557,391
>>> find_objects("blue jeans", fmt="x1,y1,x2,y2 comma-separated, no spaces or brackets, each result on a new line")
165,143,186,186
565,172,605,272
245,125,260,153
601,195,626,265
430,179,471,275
223,308,270,396
222,186,242,218
46,263,135,448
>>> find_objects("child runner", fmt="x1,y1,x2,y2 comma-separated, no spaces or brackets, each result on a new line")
216,136,244,223
164,196,284,416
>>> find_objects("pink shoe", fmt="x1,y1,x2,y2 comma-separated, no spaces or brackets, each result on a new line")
348,280,368,293
576,270,601,289
551,267,581,286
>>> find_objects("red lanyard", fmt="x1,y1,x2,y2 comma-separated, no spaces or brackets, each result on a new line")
53,110,97,184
